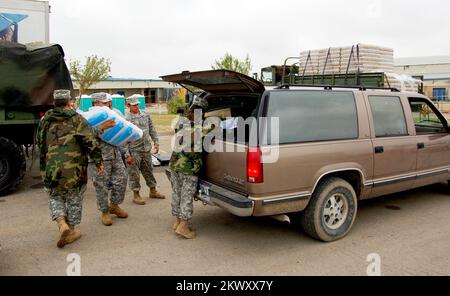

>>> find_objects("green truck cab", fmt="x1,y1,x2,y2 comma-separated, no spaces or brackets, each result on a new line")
0,42,72,195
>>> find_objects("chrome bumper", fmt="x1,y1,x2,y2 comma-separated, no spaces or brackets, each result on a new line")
165,169,254,217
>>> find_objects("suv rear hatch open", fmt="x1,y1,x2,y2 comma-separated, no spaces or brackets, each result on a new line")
160,70,265,95
161,70,265,195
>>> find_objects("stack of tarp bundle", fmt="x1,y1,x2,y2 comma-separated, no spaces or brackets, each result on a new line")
299,43,395,75
384,73,422,93
298,43,422,92
299,50,319,75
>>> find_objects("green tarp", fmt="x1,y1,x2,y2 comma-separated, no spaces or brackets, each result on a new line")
0,42,72,107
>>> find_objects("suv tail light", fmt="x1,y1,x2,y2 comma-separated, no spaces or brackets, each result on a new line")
247,147,263,184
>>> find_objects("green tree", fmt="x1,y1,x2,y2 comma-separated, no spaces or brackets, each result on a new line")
167,88,187,114
70,55,111,105
212,53,252,75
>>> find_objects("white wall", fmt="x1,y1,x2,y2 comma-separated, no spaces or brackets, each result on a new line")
0,0,49,43
395,64,450,75
72,80,180,90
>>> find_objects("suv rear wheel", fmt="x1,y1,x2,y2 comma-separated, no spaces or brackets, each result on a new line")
300,177,357,242
0,137,26,196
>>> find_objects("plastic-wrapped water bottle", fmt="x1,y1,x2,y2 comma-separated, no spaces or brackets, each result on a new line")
128,125,144,143
111,125,133,146
79,106,112,127
102,120,124,142
78,106,143,147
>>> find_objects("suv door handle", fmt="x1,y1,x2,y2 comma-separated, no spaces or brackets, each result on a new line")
417,143,425,150
374,146,384,154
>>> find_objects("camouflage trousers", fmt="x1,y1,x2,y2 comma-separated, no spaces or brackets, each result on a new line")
48,186,86,226
170,171,198,221
127,150,157,191
91,159,128,213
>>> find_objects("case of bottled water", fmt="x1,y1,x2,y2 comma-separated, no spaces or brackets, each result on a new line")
78,106,143,147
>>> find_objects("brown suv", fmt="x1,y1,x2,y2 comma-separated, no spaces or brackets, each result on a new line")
162,70,450,242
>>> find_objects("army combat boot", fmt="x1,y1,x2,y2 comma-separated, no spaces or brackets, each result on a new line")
133,191,146,205
109,204,128,218
175,220,195,239
65,225,82,245
149,187,166,199
173,217,181,230
101,212,113,226
56,216,71,248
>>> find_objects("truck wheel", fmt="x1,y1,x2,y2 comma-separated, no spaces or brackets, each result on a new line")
300,177,357,242
0,137,26,196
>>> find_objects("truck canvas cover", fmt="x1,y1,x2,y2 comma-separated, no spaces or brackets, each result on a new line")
0,42,72,107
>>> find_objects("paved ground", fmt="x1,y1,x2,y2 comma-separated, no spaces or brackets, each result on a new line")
0,137,449,276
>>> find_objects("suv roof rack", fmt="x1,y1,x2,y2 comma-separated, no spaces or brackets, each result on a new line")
275,84,400,92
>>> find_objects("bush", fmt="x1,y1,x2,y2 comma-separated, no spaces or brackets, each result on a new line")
167,89,187,114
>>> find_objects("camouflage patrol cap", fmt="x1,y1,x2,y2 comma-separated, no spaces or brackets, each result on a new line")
91,92,112,103
126,95,140,106
190,96,208,110
53,89,71,101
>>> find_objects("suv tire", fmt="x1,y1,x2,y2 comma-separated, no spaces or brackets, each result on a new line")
0,137,26,196
300,177,357,242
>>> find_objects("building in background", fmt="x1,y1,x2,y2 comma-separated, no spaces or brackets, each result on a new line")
72,77,181,104
395,56,450,101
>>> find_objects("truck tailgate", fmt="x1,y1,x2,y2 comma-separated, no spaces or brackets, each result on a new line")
202,140,248,194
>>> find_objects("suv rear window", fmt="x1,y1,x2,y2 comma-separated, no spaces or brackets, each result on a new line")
265,91,358,144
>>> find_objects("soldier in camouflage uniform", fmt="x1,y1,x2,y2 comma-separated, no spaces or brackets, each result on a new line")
90,92,129,226
125,95,165,205
37,89,104,248
169,96,209,239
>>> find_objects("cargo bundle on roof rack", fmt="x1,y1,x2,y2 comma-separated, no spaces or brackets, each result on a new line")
260,43,424,93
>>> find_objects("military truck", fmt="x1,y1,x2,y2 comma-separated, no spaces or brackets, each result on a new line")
0,42,72,195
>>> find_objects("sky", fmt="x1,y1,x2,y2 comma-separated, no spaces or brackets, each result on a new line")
49,0,450,79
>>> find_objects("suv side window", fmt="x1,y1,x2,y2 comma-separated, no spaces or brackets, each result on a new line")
266,91,358,144
368,96,408,138
409,98,446,134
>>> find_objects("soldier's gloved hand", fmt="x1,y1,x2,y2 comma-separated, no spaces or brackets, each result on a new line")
96,166,105,175
100,119,116,131
126,156,134,165
153,144,160,154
